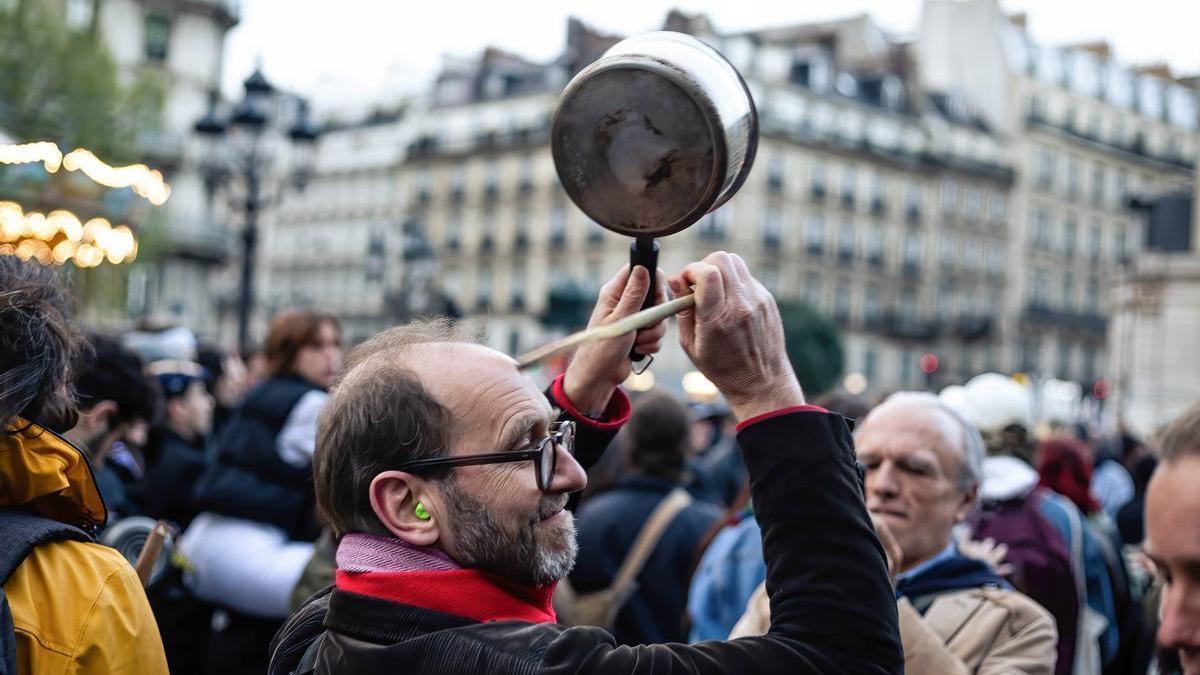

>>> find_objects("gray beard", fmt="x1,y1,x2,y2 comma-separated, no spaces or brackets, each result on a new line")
443,477,578,587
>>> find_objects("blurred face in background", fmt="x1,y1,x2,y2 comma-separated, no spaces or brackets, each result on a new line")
293,321,343,389
169,380,215,440
856,400,976,572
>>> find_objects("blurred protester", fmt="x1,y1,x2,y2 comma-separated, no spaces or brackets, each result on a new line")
736,392,1057,673
69,335,159,521
269,256,903,674
182,310,343,675
0,256,168,673
686,387,875,642
569,389,723,644
686,402,744,507
1117,454,1158,547
1145,403,1200,675
1090,436,1135,521
143,359,213,528
141,359,218,675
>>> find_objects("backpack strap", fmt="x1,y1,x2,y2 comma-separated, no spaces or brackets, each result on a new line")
609,488,693,599
0,508,93,675
0,507,93,584
291,633,324,675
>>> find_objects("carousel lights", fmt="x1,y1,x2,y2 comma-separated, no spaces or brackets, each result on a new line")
0,142,170,205
0,201,137,267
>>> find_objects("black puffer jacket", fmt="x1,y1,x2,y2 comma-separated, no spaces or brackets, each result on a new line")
191,376,321,540
269,411,903,675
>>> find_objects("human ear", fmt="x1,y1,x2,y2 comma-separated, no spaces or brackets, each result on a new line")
955,484,980,523
368,470,439,547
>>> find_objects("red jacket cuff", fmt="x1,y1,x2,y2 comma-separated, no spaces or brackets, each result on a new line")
735,405,829,432
550,374,631,432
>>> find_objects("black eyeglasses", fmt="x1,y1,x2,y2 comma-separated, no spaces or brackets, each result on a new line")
395,421,576,492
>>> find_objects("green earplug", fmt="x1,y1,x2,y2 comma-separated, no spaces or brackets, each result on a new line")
414,501,430,521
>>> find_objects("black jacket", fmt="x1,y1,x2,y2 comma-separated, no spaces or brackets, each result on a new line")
192,376,321,540
270,410,903,674
143,429,206,528
570,475,723,645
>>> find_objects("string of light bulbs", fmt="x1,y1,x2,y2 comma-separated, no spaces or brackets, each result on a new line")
0,201,138,267
0,141,171,205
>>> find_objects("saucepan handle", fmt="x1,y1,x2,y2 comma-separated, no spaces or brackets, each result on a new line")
629,237,659,362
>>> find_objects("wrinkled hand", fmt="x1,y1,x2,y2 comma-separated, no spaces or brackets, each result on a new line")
563,265,667,414
870,513,905,582
955,530,1014,576
667,251,803,422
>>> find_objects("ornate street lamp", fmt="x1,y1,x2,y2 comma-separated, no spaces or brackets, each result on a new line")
193,67,319,350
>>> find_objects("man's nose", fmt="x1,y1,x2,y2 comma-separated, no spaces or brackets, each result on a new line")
868,461,901,500
1157,582,1200,652
549,444,587,494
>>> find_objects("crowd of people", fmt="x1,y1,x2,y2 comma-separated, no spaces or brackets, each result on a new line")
1,251,1198,675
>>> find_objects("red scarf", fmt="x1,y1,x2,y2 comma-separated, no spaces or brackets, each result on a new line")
335,568,558,624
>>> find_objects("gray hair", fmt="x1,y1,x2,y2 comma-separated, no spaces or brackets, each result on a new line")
857,391,986,495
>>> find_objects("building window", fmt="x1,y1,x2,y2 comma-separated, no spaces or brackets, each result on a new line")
810,161,827,200
962,236,980,270
939,231,957,265
805,271,823,308
988,192,1006,224
903,230,922,268
899,287,917,317
837,220,855,260
1032,209,1052,248
937,281,954,318
905,183,922,221
1021,335,1041,372
864,284,881,322
963,186,983,221
864,348,877,381
144,14,171,61
760,265,780,295
1089,221,1102,261
987,243,1004,273
763,205,783,246
510,263,527,308
1063,217,1077,257
1062,272,1075,310
1031,269,1049,307
1091,163,1106,204
476,264,492,308
1066,154,1081,199
1035,146,1055,190
1058,341,1072,380
840,166,857,207
900,349,914,387
1086,277,1100,312
550,204,567,245
870,172,887,213
446,212,462,249
767,153,785,194
805,214,825,254
940,179,958,215
865,223,883,265
834,281,851,321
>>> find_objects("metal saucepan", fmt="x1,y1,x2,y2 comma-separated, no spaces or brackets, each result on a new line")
528,31,756,368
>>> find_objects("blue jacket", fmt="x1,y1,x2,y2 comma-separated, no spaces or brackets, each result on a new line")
687,512,765,642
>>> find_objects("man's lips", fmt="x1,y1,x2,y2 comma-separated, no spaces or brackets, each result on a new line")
871,508,908,520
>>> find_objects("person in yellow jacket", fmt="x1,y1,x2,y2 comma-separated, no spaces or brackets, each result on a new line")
0,255,167,675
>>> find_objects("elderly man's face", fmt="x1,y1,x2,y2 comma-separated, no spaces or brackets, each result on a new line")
413,344,588,586
1146,456,1200,675
855,401,974,571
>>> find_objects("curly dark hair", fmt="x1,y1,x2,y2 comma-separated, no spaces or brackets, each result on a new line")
0,256,90,431
75,334,158,427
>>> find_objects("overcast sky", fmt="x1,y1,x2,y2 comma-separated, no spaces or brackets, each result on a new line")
223,0,1199,116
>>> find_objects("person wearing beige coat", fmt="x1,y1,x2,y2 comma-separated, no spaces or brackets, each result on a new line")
731,392,1058,674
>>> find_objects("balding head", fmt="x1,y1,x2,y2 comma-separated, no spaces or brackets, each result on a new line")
854,391,985,571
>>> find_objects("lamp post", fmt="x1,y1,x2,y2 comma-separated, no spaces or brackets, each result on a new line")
193,67,319,351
